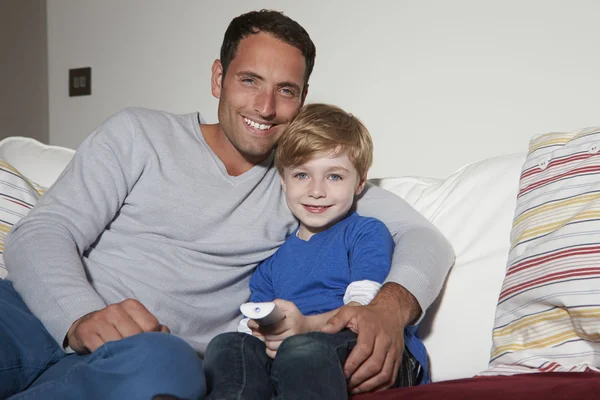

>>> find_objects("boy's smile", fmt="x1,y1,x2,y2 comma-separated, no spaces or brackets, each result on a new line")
303,204,332,213
281,151,366,240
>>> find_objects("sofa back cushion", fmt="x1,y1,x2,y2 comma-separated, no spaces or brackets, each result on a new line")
486,127,600,374
376,152,526,381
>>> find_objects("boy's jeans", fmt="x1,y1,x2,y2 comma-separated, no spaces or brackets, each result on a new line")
204,329,421,400
0,279,205,400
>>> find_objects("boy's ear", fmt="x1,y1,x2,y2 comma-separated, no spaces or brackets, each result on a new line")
211,59,224,99
280,175,287,192
355,178,367,195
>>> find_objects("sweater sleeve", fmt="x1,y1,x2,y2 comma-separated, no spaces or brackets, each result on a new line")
354,182,455,318
4,109,143,347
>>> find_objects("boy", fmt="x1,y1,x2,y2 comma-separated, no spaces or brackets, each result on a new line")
204,104,428,399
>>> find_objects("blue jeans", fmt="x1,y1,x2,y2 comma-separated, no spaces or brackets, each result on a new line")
0,280,206,400
204,330,421,400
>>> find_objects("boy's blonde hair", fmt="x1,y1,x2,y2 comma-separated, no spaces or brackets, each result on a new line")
275,103,373,179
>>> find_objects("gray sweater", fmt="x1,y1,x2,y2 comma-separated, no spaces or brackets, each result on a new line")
5,107,454,354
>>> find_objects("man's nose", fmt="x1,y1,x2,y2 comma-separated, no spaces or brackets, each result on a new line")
254,89,276,120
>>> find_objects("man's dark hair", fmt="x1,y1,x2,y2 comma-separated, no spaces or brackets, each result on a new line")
220,9,316,87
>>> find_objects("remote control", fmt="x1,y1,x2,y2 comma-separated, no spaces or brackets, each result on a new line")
240,302,285,326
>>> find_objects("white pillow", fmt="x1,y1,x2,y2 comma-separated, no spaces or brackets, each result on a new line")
376,152,526,381
0,137,75,188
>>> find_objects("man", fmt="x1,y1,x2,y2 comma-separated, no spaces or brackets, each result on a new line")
1,9,454,399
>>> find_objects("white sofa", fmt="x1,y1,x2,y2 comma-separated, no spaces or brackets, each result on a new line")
0,136,526,383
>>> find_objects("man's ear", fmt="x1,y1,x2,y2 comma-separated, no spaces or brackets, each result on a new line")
211,59,224,99
300,84,309,106
280,175,287,193
355,178,367,195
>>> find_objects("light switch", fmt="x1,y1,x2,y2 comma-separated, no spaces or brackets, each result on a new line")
69,67,92,96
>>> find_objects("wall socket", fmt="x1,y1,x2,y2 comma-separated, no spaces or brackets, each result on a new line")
69,67,92,96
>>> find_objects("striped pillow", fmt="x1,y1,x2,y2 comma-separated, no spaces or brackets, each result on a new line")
0,160,42,279
485,127,600,375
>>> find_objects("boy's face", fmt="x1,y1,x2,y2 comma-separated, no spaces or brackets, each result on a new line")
281,151,366,239
211,32,307,163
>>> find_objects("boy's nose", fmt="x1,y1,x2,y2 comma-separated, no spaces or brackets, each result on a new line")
308,181,325,198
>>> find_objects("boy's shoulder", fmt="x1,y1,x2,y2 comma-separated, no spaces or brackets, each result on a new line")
346,211,387,226
338,213,394,254
341,212,391,236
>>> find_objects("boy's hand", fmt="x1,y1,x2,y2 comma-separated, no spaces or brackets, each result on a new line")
256,299,309,358
247,323,266,342
246,300,353,358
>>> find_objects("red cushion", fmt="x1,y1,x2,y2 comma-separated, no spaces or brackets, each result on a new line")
353,372,600,400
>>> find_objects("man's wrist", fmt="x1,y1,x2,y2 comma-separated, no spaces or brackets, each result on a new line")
63,317,80,348
369,282,421,326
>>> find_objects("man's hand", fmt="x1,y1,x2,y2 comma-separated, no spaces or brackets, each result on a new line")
321,283,420,394
66,298,169,354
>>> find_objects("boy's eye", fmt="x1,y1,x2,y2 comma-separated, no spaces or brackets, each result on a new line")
328,174,343,181
294,172,309,180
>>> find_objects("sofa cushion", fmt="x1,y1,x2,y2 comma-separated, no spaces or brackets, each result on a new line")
0,137,74,189
486,127,600,374
353,372,600,400
0,160,42,279
376,152,526,381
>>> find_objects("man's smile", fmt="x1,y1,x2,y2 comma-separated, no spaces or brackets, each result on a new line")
244,117,273,131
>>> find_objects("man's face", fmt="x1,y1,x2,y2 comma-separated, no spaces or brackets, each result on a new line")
280,151,366,240
211,32,307,163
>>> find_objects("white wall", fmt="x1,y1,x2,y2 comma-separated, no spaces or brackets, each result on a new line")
47,0,600,178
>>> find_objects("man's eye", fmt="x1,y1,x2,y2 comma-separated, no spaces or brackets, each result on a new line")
241,78,255,85
280,88,295,97
294,173,309,180
328,174,342,181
